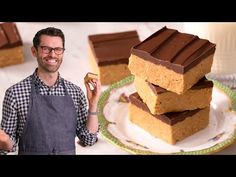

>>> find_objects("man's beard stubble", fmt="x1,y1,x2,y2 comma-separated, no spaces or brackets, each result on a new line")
37,56,63,73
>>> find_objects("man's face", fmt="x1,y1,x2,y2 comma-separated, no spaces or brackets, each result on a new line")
32,35,64,73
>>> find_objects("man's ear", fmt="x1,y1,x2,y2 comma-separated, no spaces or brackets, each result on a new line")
31,46,37,57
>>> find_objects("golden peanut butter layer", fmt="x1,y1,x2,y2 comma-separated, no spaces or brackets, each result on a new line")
129,93,210,145
134,76,213,115
129,54,213,94
88,46,131,85
129,26,215,94
84,72,98,82
88,31,140,85
0,46,24,67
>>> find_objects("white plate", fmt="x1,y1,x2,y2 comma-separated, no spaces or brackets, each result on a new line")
98,76,236,154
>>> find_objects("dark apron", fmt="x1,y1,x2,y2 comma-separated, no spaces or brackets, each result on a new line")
18,76,77,155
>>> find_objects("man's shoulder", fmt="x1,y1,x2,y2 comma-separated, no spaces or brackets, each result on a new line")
6,75,32,93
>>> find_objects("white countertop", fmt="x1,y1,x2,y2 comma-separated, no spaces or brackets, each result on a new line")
1,22,235,155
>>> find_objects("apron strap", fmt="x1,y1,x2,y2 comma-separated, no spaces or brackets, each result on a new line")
61,79,69,96
30,75,39,94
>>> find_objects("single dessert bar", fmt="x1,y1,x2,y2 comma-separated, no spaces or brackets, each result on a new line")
134,76,213,115
129,93,210,145
0,22,24,67
84,72,98,82
88,31,140,85
128,26,216,94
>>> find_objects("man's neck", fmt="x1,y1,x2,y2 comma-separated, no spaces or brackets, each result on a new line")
37,68,59,87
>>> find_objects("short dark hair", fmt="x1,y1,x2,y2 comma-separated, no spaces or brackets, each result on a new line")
33,27,65,48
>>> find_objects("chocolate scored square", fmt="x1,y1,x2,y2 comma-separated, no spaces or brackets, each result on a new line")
128,26,216,94
88,30,140,85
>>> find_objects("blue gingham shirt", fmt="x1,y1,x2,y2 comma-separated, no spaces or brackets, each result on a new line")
0,69,98,154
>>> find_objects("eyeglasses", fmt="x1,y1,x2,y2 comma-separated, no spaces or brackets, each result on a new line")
39,46,65,55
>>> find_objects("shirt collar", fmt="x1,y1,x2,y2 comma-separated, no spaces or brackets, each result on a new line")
32,68,63,88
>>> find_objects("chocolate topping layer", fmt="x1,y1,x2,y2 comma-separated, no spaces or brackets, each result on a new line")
129,92,201,125
0,22,23,49
148,77,213,95
88,31,140,66
131,26,216,74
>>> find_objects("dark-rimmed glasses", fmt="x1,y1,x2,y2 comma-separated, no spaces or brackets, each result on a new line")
39,46,65,55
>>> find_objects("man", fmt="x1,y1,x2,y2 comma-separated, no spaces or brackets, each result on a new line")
0,27,101,155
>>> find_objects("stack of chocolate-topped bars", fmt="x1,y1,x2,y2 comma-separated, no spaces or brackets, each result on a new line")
128,26,216,144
